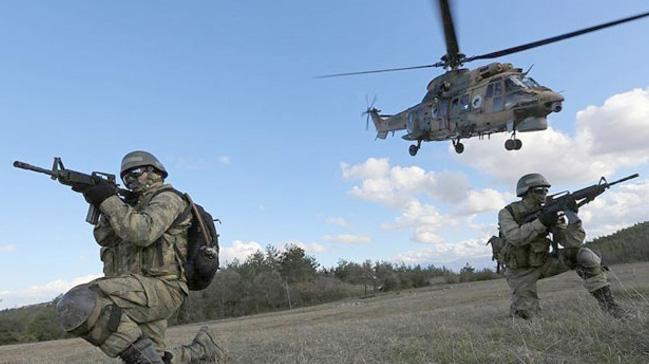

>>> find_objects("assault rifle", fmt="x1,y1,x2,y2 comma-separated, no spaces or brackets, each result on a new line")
13,157,134,225
521,173,639,255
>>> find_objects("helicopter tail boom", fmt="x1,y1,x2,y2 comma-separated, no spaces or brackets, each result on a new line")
366,108,405,139
366,108,388,139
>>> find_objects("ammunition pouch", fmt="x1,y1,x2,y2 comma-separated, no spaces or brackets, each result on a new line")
506,245,528,269
528,238,551,267
504,238,551,269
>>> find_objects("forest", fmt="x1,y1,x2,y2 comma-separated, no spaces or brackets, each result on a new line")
1,220,647,346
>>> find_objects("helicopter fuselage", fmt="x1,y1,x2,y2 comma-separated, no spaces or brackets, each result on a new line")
369,62,564,154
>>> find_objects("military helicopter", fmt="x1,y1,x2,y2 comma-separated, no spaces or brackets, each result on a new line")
320,1,649,156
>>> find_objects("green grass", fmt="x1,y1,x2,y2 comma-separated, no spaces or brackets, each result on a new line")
1,262,648,363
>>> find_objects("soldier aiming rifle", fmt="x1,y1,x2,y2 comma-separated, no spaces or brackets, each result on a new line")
489,172,638,320
14,152,226,364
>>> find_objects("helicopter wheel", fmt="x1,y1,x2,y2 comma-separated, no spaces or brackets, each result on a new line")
505,138,523,151
454,142,464,154
514,139,523,150
409,144,419,156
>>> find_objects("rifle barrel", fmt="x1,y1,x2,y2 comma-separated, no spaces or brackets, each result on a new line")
13,161,55,176
608,173,639,187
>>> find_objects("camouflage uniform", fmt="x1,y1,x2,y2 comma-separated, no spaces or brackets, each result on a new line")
88,182,191,357
499,198,609,318
57,182,190,358
56,151,226,363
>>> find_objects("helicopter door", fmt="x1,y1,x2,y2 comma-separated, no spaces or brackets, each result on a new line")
439,99,450,130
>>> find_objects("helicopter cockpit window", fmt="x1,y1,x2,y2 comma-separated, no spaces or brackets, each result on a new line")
493,81,503,97
486,78,502,98
522,77,541,88
505,77,528,92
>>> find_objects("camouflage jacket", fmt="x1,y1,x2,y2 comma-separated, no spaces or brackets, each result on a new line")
499,199,551,269
94,182,191,293
498,198,585,268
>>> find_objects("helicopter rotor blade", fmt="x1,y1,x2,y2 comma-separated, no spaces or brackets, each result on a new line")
465,10,649,63
437,0,460,63
316,62,445,78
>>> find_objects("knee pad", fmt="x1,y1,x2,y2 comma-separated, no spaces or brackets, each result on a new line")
56,285,101,334
576,247,603,278
576,247,601,268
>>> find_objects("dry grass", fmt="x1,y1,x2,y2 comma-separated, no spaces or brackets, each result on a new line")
1,262,648,363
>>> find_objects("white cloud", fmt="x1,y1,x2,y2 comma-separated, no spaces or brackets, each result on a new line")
290,241,328,254
455,189,513,215
0,244,16,253
341,158,508,247
341,157,390,180
411,227,445,245
393,236,493,265
218,155,231,165
220,240,264,263
0,273,102,309
576,88,649,155
382,200,449,230
322,234,372,244
326,217,349,227
456,88,649,184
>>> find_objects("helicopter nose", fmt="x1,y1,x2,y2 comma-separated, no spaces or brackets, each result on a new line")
543,92,564,113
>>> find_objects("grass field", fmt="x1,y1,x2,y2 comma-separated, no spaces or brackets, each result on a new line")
1,262,648,363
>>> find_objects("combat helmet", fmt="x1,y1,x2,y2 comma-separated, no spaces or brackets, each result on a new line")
516,173,550,197
120,151,168,178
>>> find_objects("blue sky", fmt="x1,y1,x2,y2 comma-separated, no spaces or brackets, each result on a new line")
2,0,649,309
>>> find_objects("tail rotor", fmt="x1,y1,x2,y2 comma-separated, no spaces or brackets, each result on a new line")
362,95,378,130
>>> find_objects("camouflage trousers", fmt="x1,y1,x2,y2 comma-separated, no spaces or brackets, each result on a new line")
72,274,186,358
505,247,609,316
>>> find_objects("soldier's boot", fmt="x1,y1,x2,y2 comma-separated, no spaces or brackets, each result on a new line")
120,336,165,364
591,286,626,319
512,309,532,320
165,326,228,363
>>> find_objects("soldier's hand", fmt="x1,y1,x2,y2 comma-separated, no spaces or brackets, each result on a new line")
538,209,559,227
82,181,117,208
70,183,90,193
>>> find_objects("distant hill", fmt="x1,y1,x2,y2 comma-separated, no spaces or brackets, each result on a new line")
585,221,649,265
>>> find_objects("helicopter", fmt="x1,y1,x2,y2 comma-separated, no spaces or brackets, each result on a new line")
320,1,649,156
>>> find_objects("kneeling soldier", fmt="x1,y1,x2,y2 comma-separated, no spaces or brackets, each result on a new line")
498,173,624,319
56,151,226,363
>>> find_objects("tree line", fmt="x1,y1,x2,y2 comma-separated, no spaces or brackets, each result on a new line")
2,221,647,346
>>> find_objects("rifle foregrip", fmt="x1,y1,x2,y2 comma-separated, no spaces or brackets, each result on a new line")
85,204,100,225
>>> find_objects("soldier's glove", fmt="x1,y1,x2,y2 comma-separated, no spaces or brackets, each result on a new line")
538,209,559,227
81,182,116,208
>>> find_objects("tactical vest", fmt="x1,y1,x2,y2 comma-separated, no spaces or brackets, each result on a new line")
100,184,191,281
502,200,552,269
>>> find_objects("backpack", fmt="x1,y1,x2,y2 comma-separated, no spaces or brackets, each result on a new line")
486,235,507,273
154,188,220,290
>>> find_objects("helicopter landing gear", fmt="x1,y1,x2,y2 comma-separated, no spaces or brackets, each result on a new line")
409,140,422,156
505,134,522,151
452,138,464,154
